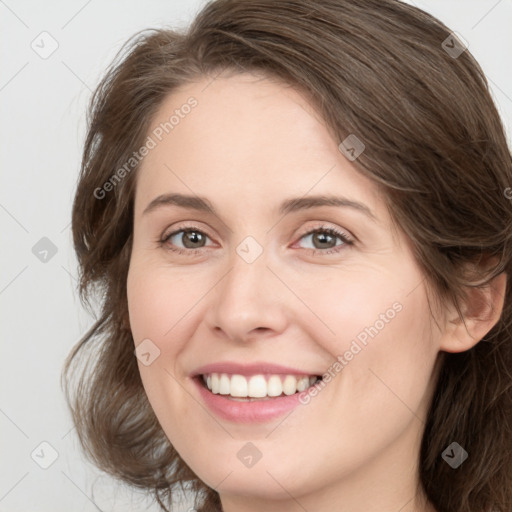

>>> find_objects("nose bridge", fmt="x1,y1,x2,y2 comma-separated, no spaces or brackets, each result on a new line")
209,236,286,340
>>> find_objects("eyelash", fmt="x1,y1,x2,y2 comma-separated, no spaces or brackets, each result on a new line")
159,224,354,257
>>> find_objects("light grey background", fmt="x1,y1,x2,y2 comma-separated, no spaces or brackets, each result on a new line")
1,1,511,511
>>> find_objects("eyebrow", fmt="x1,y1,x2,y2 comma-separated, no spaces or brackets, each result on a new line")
142,193,378,222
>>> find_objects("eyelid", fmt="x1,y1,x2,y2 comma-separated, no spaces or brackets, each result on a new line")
161,221,214,239
295,223,354,244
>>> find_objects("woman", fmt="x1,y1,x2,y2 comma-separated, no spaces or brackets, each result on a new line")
62,1,512,511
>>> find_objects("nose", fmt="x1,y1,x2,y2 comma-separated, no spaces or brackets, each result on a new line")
205,244,288,343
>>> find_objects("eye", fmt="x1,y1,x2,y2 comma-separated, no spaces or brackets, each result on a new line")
159,223,354,256
295,225,354,254
160,225,214,255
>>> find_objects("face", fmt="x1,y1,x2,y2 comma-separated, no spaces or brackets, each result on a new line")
127,72,444,509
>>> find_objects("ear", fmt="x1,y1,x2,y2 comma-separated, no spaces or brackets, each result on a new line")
440,257,507,353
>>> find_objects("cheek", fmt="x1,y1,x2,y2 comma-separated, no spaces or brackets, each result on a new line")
126,262,201,440
312,267,437,415
301,268,415,356
127,262,199,346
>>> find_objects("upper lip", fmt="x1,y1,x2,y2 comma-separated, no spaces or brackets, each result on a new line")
190,361,322,378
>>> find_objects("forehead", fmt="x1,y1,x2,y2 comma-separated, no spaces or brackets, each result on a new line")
134,72,385,221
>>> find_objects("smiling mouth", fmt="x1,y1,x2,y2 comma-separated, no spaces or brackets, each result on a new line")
197,373,323,401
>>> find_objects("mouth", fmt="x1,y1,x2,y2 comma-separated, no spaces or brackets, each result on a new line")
191,372,324,423
189,363,327,422
195,372,323,401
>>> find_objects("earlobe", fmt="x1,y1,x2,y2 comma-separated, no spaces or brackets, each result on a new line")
441,270,507,353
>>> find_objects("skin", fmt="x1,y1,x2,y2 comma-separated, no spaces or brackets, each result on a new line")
126,71,506,512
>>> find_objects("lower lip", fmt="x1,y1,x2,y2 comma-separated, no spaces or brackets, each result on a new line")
192,376,307,423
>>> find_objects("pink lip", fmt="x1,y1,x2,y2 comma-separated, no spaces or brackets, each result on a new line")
192,376,306,423
190,361,321,378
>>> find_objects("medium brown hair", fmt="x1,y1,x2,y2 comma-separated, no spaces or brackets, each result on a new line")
62,1,512,511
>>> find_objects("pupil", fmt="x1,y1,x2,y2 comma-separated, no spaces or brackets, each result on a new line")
314,232,334,248
184,231,204,248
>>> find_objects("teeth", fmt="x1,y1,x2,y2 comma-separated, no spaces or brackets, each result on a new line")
230,374,248,397
267,375,282,397
248,375,267,397
219,374,231,395
282,375,297,395
202,373,320,398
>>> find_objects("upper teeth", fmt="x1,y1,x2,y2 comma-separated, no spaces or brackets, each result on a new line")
202,373,319,398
